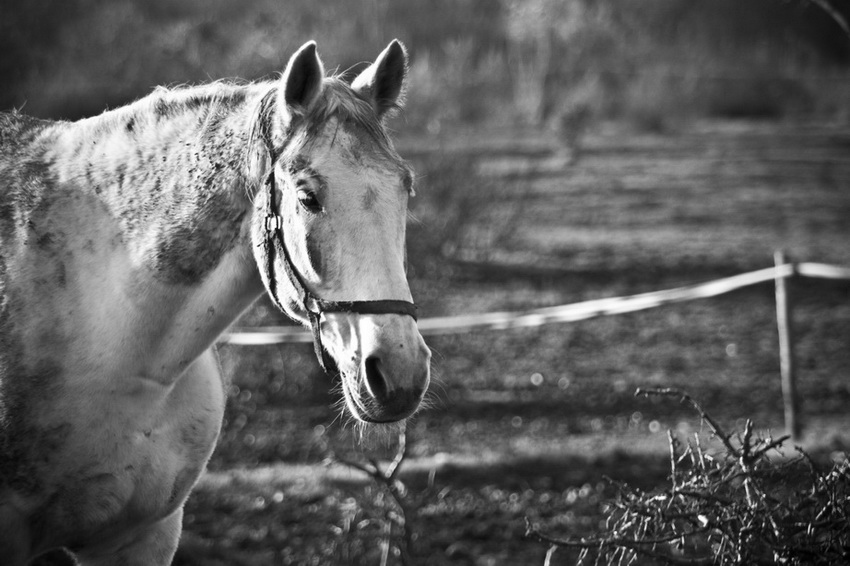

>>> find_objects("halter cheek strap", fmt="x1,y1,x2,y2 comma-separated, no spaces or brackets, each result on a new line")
261,168,418,374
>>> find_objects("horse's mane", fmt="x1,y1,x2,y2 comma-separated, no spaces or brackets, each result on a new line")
244,74,398,188
75,74,397,195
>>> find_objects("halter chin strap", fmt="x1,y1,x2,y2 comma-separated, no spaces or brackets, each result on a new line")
260,167,418,374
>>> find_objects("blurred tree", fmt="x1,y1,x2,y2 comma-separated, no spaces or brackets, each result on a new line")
0,0,96,110
2,0,849,123
505,0,620,124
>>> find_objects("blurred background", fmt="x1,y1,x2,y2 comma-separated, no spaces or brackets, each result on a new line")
4,0,850,127
8,1,850,564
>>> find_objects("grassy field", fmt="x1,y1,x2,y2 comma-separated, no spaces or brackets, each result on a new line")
171,120,850,565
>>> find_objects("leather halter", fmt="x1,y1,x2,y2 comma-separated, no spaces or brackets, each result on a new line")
260,145,418,374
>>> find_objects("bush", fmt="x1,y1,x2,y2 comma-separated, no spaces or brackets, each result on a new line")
527,388,850,565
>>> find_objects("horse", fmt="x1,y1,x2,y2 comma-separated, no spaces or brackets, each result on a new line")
0,40,430,565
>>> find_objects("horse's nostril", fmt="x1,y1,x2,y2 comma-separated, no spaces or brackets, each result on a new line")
364,355,388,401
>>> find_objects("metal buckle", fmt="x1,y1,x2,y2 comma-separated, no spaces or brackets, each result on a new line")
265,214,283,231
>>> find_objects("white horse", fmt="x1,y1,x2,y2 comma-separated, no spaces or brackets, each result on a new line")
0,40,430,565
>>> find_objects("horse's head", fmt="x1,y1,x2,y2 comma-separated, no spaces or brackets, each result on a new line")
251,40,430,423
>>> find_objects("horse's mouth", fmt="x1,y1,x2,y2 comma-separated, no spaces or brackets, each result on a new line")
328,315,431,424
339,369,421,424
340,371,386,423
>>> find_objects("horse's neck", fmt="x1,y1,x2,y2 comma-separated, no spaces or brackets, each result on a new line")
50,85,270,381
61,86,265,251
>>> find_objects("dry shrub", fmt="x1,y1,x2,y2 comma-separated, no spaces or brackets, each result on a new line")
527,388,850,565
329,429,417,566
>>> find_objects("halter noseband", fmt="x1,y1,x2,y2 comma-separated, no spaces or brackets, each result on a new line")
260,150,418,374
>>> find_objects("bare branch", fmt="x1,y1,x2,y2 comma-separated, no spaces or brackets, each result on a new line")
526,519,715,565
527,390,850,565
636,388,739,457
329,429,417,565
751,434,791,461
385,427,408,480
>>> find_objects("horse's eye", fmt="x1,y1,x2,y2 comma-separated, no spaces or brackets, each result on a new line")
297,189,322,212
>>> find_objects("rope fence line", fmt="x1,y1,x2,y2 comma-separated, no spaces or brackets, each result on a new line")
221,261,850,346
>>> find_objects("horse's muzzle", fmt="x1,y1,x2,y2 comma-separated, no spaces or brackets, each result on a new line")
341,315,430,423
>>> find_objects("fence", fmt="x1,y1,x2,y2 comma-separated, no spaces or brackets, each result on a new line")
221,254,850,440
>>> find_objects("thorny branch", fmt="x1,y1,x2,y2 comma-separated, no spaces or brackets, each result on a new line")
527,389,850,565
526,517,715,566
636,387,740,457
330,428,416,566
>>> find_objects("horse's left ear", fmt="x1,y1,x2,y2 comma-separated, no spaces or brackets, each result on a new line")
352,39,408,118
280,41,325,121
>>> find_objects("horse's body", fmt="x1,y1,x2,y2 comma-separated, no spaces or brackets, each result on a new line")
0,41,429,565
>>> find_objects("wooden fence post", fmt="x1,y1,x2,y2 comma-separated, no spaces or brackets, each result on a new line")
774,250,801,441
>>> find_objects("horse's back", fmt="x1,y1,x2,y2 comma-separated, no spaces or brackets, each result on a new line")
0,111,61,253
0,111,78,550
0,111,55,148
0,111,66,562
0,112,58,185
0,110,62,415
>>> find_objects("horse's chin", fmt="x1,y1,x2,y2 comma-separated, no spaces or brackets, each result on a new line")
340,371,383,424
339,370,412,425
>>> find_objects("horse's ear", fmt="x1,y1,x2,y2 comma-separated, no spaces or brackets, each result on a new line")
280,41,325,119
352,39,408,118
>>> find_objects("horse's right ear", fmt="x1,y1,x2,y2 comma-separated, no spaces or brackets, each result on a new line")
279,41,325,121
352,39,408,119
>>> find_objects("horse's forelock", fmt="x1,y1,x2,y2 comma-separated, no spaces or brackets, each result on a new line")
311,78,386,132
257,78,392,150
246,75,401,196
